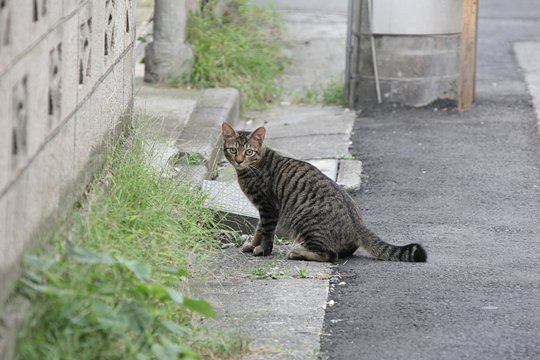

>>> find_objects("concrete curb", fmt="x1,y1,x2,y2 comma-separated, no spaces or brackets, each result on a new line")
336,159,363,191
174,88,241,185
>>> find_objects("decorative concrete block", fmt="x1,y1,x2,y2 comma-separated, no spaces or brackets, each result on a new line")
27,0,62,53
104,0,126,69
123,46,134,110
45,23,64,136
124,0,136,48
63,0,82,17
40,118,75,219
53,12,79,127
0,0,14,71
6,45,48,179
74,90,102,177
22,43,49,164
0,0,31,73
98,60,124,135
0,74,9,194
77,0,105,102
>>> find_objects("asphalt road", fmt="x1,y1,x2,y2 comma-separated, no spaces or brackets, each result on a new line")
321,1,540,359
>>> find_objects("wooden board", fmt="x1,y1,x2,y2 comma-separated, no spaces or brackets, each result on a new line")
458,0,480,111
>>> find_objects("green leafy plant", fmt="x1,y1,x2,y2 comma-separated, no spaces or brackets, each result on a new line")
186,0,286,110
17,247,214,360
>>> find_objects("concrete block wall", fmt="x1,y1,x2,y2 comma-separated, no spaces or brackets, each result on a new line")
0,0,136,344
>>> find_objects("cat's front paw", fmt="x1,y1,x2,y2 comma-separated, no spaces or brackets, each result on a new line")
241,241,255,253
253,244,273,256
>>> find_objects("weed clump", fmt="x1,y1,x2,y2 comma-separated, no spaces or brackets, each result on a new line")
186,0,286,110
15,132,227,359
295,78,347,107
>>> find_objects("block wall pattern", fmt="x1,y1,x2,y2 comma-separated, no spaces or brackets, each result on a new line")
0,0,136,311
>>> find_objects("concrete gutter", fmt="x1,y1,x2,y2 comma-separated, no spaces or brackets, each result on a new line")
175,88,241,184
514,42,540,122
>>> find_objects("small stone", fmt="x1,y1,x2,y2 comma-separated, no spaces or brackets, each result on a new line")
338,282,346,286
327,300,335,307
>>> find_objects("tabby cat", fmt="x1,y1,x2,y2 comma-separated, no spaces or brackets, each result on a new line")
221,122,427,263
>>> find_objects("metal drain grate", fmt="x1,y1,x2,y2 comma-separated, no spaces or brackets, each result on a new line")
202,180,258,219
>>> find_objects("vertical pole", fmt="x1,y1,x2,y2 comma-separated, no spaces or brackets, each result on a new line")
144,0,194,84
345,0,354,107
346,0,362,109
458,0,480,111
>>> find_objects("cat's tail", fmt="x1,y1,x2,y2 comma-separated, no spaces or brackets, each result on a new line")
358,227,427,262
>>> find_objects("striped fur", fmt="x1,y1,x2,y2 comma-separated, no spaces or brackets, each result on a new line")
222,123,427,263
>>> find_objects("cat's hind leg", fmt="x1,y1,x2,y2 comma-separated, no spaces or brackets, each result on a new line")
287,246,337,262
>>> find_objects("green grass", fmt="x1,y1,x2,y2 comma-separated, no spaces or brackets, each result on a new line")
340,153,354,160
295,78,347,107
191,329,250,359
247,264,285,280
294,267,309,279
186,0,286,110
14,130,245,359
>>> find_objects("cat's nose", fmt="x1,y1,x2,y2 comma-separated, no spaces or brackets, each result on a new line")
235,155,244,164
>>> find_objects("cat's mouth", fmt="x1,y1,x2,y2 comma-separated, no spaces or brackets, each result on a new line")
230,162,247,170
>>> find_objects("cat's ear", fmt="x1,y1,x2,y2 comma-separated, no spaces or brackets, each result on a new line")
222,122,237,140
249,127,266,146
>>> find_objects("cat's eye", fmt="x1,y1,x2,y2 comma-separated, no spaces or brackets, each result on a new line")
227,148,237,154
245,149,255,156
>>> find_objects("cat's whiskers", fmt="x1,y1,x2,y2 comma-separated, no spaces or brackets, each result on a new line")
247,165,262,177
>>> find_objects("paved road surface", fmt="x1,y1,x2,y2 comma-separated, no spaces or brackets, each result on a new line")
321,0,540,359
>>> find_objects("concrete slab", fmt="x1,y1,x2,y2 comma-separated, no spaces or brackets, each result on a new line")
239,106,354,160
202,180,258,219
176,88,241,178
336,159,363,191
133,85,201,139
193,246,333,360
266,134,351,160
214,157,339,186
307,159,338,181
514,42,540,122
243,106,354,138
133,85,240,182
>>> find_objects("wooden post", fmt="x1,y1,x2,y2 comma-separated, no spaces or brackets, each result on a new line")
458,0,480,111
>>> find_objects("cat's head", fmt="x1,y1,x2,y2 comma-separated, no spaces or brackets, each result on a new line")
221,122,265,169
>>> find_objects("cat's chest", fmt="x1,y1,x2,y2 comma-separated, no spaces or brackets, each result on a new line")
238,175,273,206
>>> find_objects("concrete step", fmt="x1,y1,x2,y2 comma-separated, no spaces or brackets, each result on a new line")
133,85,241,183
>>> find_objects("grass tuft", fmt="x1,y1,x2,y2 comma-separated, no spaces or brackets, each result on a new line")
186,0,286,110
295,78,346,107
